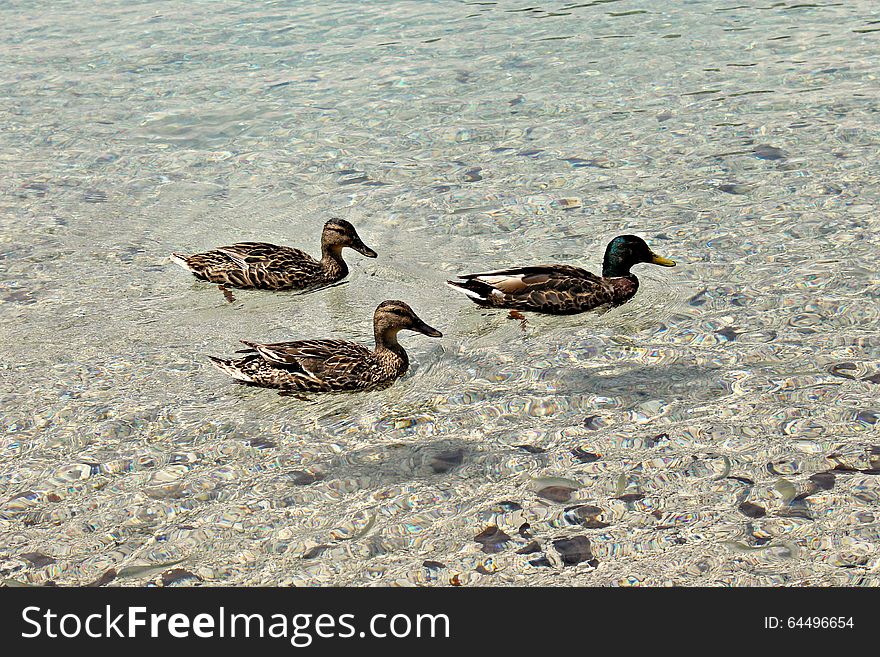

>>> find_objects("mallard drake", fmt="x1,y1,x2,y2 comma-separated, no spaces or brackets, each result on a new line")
209,300,442,392
170,218,377,290
446,235,675,315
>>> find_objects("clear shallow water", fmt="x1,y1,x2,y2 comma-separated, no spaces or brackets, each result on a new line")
1,0,879,586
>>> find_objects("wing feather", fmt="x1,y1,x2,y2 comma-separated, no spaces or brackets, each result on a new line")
463,264,600,282
241,339,371,371
449,263,621,313
216,242,310,270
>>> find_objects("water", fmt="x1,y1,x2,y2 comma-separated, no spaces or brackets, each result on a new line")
1,0,879,586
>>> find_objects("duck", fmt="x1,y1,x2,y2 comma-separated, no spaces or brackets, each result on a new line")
208,300,442,392
446,235,675,315
170,218,377,290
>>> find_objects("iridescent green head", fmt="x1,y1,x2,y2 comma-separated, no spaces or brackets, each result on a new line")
602,235,676,277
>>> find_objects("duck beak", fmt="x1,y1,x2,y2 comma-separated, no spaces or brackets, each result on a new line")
412,319,442,338
649,252,676,267
353,239,378,258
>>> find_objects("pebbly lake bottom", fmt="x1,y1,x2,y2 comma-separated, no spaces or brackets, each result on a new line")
1,0,879,586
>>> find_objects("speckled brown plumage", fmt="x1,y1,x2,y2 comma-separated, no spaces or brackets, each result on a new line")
171,218,376,290
447,235,675,315
209,301,442,393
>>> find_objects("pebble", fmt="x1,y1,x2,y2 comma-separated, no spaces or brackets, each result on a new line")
563,505,609,529
430,449,464,473
86,569,117,587
552,536,597,567
753,144,787,160
161,568,201,586
21,552,55,568
550,198,582,211
516,541,541,555
287,470,323,485
474,526,512,554
537,486,576,503
302,545,329,559
738,501,767,518
856,410,879,426
463,168,483,182
808,472,836,491
571,447,602,463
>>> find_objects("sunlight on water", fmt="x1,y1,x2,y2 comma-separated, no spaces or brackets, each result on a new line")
1,0,879,586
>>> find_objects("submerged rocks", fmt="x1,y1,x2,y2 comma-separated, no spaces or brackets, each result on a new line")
86,569,117,588
474,526,513,554
516,541,541,555
718,183,750,195
430,449,464,474
563,505,610,529
552,536,598,567
161,568,201,587
738,501,767,519
20,553,55,568
753,144,787,160
287,470,324,486
808,471,836,491
537,486,576,503
571,446,602,463
531,476,581,504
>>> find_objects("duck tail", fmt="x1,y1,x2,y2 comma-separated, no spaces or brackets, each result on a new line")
169,252,193,271
446,279,490,304
208,355,254,383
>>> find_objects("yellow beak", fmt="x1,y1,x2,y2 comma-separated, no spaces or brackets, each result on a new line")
649,252,676,267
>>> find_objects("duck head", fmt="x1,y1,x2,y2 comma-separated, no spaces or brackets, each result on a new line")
602,235,675,277
322,219,378,258
374,300,443,343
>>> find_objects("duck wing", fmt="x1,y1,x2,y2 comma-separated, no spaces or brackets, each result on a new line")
448,264,615,314
215,242,315,271
463,264,601,286
239,339,373,384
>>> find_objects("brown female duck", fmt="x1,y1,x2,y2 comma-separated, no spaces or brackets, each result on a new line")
171,218,377,290
446,235,675,315
209,300,442,392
